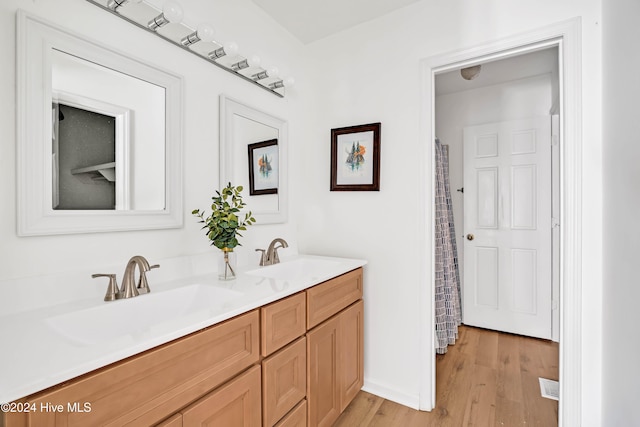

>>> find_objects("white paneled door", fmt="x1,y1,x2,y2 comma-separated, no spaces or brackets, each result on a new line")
463,117,552,339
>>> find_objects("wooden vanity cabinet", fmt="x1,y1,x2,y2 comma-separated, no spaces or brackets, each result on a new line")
306,269,364,427
2,267,364,427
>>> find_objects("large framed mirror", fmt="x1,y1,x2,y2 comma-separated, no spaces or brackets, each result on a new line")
220,95,288,224
17,11,183,235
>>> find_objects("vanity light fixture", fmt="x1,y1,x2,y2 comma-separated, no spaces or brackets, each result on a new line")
231,55,261,71
148,0,184,31
208,41,239,60
181,23,215,46
269,77,295,90
85,0,290,97
107,0,141,11
252,65,278,81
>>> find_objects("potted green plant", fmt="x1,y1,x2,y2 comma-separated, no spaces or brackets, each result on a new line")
192,183,256,280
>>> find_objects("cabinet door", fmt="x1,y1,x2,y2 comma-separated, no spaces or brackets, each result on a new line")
306,316,340,427
182,365,261,427
339,300,364,411
263,337,307,426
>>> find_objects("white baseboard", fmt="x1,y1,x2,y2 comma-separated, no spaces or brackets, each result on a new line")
362,378,421,411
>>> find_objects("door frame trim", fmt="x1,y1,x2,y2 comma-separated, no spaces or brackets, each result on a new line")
417,18,582,426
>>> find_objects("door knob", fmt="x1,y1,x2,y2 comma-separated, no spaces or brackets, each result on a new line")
466,234,474,241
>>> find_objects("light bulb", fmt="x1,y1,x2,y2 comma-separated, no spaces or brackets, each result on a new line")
196,24,216,43
148,0,183,30
162,0,184,23
247,55,261,68
266,66,279,78
224,41,239,56
283,77,295,87
183,23,216,46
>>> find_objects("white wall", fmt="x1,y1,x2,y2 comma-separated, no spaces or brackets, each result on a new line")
0,0,308,279
602,0,640,425
299,0,602,420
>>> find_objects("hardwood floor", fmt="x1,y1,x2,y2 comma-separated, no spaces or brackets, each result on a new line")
334,325,559,426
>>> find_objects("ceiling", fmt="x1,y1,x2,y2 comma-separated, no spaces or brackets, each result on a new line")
249,0,421,44
435,48,559,95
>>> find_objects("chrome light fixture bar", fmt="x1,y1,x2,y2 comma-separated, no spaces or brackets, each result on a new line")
85,0,288,98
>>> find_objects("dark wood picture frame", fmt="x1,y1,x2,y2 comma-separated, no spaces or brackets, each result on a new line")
248,139,278,196
330,122,381,191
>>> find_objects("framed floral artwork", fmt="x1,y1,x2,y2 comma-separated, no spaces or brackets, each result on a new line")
330,122,381,191
248,139,278,195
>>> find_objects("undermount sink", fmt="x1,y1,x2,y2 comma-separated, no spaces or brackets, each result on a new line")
45,284,243,346
246,258,341,281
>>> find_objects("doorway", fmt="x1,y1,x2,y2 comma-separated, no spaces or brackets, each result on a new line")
418,18,583,426
435,48,559,341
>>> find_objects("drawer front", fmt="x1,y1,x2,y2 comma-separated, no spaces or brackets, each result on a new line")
182,365,262,427
262,337,307,427
261,292,306,356
274,400,307,427
7,310,260,427
306,268,363,329
155,413,182,427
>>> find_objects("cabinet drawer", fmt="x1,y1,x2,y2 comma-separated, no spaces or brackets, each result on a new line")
262,337,307,427
261,292,306,356
306,268,363,329
182,365,262,427
5,310,260,427
155,413,182,427
275,400,307,427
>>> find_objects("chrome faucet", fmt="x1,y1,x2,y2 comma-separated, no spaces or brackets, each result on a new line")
121,255,160,298
92,255,159,301
256,238,289,266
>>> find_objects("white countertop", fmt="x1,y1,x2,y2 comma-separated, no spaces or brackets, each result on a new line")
0,254,366,404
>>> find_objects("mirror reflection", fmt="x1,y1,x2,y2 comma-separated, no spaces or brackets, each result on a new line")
220,95,288,224
234,115,279,212
51,49,166,211
17,11,183,236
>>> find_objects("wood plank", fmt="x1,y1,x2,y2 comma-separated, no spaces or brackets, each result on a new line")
474,328,499,369
461,364,497,427
333,391,383,427
496,331,523,403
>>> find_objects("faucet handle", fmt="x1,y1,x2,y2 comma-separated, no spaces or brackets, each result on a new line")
256,249,267,266
137,264,160,295
92,273,120,301
272,246,282,264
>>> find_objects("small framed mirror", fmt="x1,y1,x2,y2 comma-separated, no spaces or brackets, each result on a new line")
220,95,288,224
17,11,183,235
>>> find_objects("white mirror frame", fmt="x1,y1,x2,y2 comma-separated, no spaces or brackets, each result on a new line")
16,11,183,236
220,95,288,224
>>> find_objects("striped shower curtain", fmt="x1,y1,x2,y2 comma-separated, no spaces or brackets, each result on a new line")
434,138,462,354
